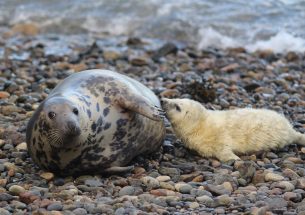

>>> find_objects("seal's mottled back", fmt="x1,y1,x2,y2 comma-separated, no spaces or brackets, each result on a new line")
26,69,165,176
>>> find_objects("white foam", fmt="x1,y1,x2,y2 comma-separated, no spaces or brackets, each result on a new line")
82,16,133,35
198,27,240,49
246,31,305,53
157,0,188,16
278,0,304,5
198,28,305,53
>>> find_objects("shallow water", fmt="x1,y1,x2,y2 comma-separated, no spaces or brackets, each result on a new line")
1,0,305,52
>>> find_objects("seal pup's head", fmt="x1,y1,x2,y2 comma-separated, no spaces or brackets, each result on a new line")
40,96,82,148
161,98,206,128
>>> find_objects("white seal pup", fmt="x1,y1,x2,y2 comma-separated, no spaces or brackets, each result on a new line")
26,69,166,176
161,98,305,162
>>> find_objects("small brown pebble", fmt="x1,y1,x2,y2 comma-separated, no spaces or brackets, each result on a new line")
296,178,305,189
10,23,39,36
211,160,221,168
285,157,303,164
150,189,177,196
40,199,53,208
40,172,55,181
0,91,10,99
69,63,87,72
220,63,239,72
192,175,204,182
19,192,40,204
265,172,284,182
130,56,148,66
160,89,180,98
103,50,121,61
16,142,27,151
8,169,15,177
0,179,7,186
133,167,146,175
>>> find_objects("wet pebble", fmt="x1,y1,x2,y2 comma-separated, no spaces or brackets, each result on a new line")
156,176,171,182
141,176,160,189
47,202,63,211
215,194,234,206
40,172,54,181
84,178,103,187
275,181,295,191
196,195,214,207
283,192,302,202
0,208,10,215
174,183,193,194
119,186,136,196
72,208,88,215
8,185,25,195
265,172,284,182
0,193,14,201
15,142,27,151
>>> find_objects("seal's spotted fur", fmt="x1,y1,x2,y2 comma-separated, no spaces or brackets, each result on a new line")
26,69,165,176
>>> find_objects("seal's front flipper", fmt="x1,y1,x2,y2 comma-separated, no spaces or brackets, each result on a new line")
115,94,164,121
104,165,134,174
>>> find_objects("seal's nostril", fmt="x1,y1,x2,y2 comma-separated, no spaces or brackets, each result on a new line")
67,121,81,136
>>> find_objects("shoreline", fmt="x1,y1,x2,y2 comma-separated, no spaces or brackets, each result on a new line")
0,33,305,214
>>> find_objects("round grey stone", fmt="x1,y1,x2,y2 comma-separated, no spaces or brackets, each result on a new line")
11,200,27,209
176,184,193,194
47,202,63,211
196,195,214,207
115,207,125,215
119,186,136,196
72,208,88,215
0,193,14,201
0,208,10,215
84,179,103,187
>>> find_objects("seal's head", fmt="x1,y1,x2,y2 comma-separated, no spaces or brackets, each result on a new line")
161,98,206,126
40,97,81,148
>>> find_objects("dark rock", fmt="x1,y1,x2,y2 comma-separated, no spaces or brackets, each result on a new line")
152,42,178,61
53,177,65,186
0,193,14,201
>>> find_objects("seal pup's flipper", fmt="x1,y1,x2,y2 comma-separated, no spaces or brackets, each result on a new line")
114,94,165,121
104,165,134,174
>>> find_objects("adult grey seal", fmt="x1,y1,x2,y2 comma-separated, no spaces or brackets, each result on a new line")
26,69,165,176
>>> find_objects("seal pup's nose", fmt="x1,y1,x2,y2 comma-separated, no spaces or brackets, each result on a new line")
160,98,169,106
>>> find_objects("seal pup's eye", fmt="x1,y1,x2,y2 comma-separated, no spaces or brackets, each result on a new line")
175,104,181,112
48,111,56,119
73,108,79,115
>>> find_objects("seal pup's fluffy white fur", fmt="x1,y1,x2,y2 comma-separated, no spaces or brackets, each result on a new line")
161,98,305,162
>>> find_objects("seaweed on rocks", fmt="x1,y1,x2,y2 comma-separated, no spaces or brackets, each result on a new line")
179,72,216,103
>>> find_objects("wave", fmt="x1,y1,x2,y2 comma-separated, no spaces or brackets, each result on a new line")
1,0,305,53
198,28,305,53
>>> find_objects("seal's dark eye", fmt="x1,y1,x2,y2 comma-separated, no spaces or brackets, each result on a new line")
73,108,79,115
175,104,181,112
48,111,56,119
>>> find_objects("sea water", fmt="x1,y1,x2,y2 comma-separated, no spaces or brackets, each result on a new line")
1,0,305,53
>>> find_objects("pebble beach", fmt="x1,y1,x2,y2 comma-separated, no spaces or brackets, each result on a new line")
0,24,305,215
